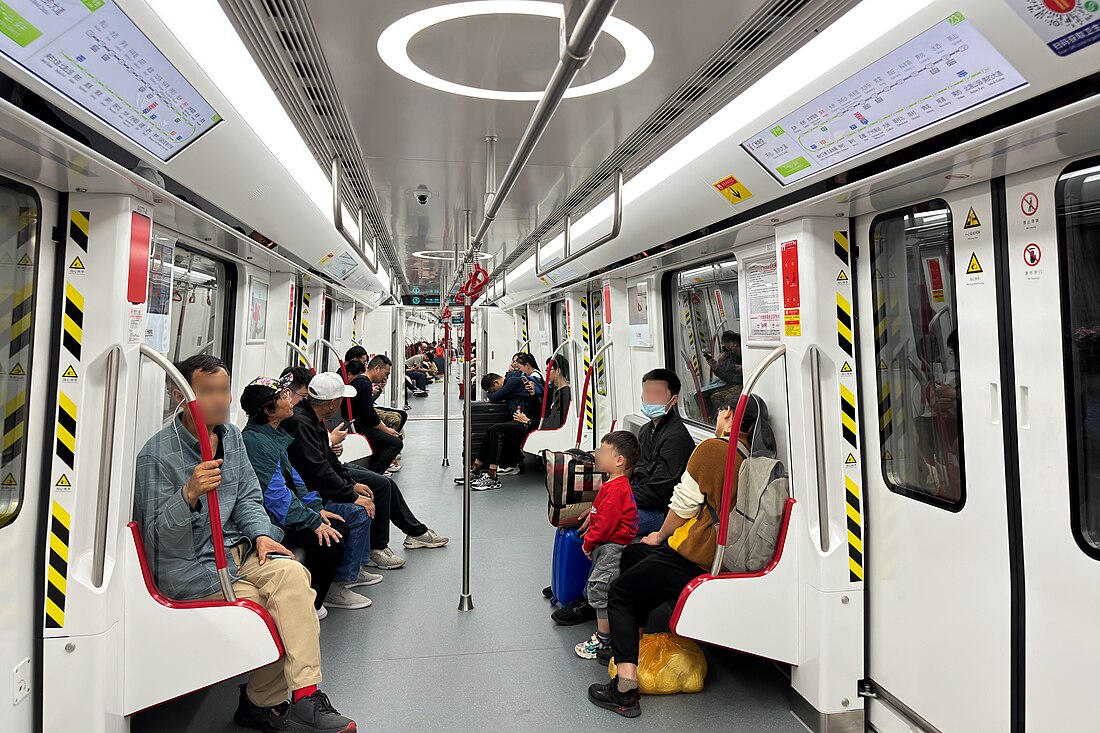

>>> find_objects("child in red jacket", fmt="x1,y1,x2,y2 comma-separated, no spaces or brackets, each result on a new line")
576,430,641,660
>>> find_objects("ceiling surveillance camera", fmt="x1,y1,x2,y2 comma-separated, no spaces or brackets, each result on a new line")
414,185,431,205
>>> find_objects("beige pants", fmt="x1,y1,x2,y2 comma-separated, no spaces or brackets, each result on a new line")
203,544,322,707
376,408,404,438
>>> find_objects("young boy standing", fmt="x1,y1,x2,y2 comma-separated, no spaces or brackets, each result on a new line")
575,431,641,660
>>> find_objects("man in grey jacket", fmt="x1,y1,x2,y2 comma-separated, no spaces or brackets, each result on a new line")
135,355,356,733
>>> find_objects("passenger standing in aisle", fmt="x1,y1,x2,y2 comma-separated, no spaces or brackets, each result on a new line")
134,355,357,733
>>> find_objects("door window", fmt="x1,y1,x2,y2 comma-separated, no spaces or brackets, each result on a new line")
169,246,231,364
0,180,39,529
1057,160,1100,555
668,261,742,427
869,201,965,509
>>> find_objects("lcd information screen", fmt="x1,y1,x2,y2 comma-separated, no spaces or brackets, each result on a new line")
0,0,221,161
741,13,1026,185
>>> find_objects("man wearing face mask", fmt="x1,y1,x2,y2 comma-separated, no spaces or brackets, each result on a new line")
553,368,694,626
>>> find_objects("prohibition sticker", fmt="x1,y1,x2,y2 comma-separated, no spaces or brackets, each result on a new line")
1021,192,1039,216
1023,243,1042,266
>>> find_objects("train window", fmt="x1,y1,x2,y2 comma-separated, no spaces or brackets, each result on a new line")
1057,161,1100,555
0,181,39,529
669,261,742,427
869,201,965,510
550,299,567,349
169,246,232,365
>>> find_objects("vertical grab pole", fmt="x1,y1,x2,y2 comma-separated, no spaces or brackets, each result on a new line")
457,264,489,612
442,308,452,467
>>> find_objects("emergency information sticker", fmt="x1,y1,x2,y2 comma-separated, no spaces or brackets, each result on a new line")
1005,0,1100,56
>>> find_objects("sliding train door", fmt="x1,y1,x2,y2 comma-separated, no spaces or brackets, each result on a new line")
856,186,1012,732
1005,158,1100,731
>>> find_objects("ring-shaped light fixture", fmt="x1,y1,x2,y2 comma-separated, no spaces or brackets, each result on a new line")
412,250,495,261
377,1,654,101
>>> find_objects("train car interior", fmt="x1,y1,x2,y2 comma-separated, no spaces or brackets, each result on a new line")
0,0,1098,731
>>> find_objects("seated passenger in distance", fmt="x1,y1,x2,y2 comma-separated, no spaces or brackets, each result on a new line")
482,353,544,417
281,369,448,572
342,356,402,475
241,375,365,621
588,403,756,719
702,331,743,411
404,352,431,395
553,368,695,627
573,431,640,663
134,355,356,733
461,355,571,491
344,347,407,447
276,370,379,610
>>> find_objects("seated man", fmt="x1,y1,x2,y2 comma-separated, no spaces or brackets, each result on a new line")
343,356,402,475
282,369,448,572
240,375,352,620
275,370,379,609
343,348,407,438
553,368,695,627
702,330,743,411
461,355,571,491
134,355,355,733
404,352,431,395
483,353,544,419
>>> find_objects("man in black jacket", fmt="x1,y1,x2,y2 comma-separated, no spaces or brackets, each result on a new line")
282,369,447,572
552,367,694,626
343,356,402,474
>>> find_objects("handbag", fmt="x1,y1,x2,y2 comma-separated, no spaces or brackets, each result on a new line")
542,448,605,528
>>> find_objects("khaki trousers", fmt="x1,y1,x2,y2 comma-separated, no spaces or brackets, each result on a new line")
203,544,322,707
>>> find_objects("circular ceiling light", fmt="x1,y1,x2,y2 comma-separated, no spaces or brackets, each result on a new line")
377,1,654,101
412,250,495,261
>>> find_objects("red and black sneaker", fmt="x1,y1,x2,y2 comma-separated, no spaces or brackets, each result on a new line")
587,676,641,718
233,684,289,732
285,689,356,733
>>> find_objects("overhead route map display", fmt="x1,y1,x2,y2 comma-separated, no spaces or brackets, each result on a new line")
741,13,1026,185
0,0,221,161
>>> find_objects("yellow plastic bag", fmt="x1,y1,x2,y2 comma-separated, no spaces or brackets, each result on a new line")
608,632,707,695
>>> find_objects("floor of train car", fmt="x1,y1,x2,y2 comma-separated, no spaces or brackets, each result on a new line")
134,384,805,732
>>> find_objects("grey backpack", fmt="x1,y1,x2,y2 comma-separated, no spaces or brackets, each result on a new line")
722,456,790,573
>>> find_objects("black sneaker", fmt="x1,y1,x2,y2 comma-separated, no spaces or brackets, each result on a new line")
596,644,613,664
542,585,553,599
233,684,288,732
552,596,596,626
588,676,641,718
454,471,481,484
285,690,356,733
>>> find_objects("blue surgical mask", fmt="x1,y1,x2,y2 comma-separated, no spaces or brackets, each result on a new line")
640,399,671,421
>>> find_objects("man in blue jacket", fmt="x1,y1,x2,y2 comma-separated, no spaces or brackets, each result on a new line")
135,355,355,733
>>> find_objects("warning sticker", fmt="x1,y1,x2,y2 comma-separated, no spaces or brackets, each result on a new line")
784,309,801,337
1,473,15,486
712,175,753,206
69,256,86,271
9,363,25,377
837,270,849,282
964,207,982,229
1004,0,1100,56
55,474,71,489
967,252,984,274
62,365,79,380
841,361,853,374
845,453,858,465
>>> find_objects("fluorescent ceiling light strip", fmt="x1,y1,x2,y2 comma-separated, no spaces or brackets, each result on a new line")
509,0,937,286
146,0,333,223
377,1,653,101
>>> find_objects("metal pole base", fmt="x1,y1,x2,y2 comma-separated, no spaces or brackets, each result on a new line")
458,594,474,612
441,458,450,466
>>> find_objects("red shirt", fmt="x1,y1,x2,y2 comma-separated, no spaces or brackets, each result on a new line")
583,475,639,553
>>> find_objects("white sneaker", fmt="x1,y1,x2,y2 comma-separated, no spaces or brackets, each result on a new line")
496,465,520,476
404,528,449,549
346,568,384,588
367,547,407,569
323,585,372,609
471,474,502,491
387,463,402,473
316,605,328,620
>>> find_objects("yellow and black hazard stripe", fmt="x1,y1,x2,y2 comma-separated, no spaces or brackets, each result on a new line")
299,292,311,366
836,292,853,358
520,307,529,349
45,500,71,628
55,391,77,469
593,294,606,393
845,476,863,582
834,230,850,267
69,210,90,252
3,390,26,465
580,296,593,430
878,381,893,444
62,283,84,361
10,281,33,357
840,384,858,449
682,293,699,376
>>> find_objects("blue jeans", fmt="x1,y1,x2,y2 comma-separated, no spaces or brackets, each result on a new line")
636,507,665,537
324,501,372,583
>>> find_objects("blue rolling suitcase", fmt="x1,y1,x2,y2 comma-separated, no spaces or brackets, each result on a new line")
550,527,592,606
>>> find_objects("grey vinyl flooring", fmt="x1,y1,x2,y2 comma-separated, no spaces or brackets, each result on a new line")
133,385,806,732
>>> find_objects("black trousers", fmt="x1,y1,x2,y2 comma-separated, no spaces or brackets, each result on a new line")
475,421,528,467
280,517,348,609
346,463,428,549
607,543,706,665
363,426,403,474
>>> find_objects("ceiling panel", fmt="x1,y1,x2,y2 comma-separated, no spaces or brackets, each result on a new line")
305,0,766,291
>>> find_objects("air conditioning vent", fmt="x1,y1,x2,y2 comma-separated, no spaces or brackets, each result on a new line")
495,0,859,274
220,0,406,289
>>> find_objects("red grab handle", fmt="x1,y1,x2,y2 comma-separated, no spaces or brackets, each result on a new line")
338,358,354,426
186,400,228,574
716,393,750,547
576,364,594,450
